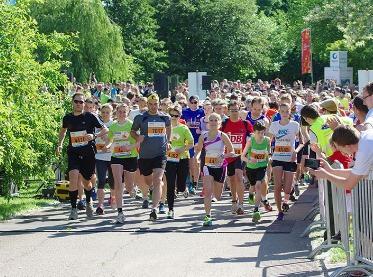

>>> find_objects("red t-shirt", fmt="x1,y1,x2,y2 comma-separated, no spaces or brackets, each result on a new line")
329,150,352,193
266,109,277,120
221,118,253,164
178,118,186,125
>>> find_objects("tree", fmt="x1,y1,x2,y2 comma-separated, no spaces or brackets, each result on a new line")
104,0,168,82
30,0,134,83
153,0,287,80
0,2,72,196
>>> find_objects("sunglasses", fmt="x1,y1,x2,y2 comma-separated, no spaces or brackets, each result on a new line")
190,101,198,104
170,114,180,118
74,100,84,104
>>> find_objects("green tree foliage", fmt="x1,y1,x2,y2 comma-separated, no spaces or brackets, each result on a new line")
30,0,134,83
104,0,168,82
153,0,286,80
0,2,72,195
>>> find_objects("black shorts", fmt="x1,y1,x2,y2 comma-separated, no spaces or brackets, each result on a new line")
245,167,267,186
227,158,245,177
297,147,303,164
111,157,138,172
272,160,297,173
202,166,226,183
67,145,96,181
138,156,167,176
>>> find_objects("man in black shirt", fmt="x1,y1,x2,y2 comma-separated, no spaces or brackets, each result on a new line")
57,93,108,220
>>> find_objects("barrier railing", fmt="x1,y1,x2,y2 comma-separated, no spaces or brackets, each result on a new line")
331,170,373,276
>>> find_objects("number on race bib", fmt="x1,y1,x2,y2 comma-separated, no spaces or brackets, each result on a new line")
70,131,88,147
274,146,291,153
148,122,166,137
167,151,180,162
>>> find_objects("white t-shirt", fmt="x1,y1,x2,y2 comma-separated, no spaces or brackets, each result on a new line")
364,108,373,129
95,120,113,161
351,129,373,176
129,109,142,121
269,120,300,162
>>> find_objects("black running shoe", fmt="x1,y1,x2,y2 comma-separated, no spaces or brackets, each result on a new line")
150,209,157,221
282,202,290,212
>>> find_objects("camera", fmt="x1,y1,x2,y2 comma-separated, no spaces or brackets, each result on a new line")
304,158,320,170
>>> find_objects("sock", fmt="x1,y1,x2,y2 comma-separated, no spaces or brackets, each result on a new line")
84,188,92,204
69,190,78,209
118,208,123,213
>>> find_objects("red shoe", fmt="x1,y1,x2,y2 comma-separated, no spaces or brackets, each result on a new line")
262,200,273,212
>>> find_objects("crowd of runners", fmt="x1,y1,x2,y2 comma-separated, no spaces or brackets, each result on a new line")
56,79,373,226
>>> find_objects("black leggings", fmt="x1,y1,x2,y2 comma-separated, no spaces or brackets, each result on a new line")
165,159,189,211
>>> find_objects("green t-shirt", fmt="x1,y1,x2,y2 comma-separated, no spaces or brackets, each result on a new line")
167,124,194,161
108,120,138,158
100,93,111,104
246,136,270,169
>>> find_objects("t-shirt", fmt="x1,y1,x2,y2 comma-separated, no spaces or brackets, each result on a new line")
167,125,194,162
100,93,110,104
221,118,253,163
181,108,205,142
108,120,138,158
351,129,373,176
62,112,104,150
128,109,143,121
269,120,299,162
95,120,113,161
365,108,373,129
132,111,171,159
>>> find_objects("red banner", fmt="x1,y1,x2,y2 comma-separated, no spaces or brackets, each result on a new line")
301,29,312,75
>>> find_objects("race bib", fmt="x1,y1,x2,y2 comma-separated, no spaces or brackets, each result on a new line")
167,149,180,162
233,143,242,155
95,136,105,153
251,149,268,162
112,141,131,157
70,131,88,147
205,156,218,166
274,146,291,153
148,122,166,137
113,131,129,141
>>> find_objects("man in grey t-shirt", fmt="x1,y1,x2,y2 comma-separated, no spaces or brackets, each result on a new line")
131,93,171,220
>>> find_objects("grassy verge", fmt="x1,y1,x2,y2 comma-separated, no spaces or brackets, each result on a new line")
0,197,55,221
0,181,58,221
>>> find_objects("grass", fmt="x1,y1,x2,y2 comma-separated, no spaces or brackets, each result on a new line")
0,181,57,221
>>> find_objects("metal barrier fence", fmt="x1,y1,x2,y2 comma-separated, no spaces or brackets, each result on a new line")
331,170,373,276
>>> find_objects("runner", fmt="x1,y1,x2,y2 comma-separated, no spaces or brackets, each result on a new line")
221,100,253,215
106,104,139,223
181,96,205,194
268,103,302,221
193,113,236,226
241,121,272,223
94,104,114,215
56,92,108,220
165,105,194,219
130,93,171,220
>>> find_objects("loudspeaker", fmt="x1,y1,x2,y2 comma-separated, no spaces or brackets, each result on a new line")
202,75,212,90
154,72,169,99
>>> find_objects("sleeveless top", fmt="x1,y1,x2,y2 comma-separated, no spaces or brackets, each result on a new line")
246,111,265,126
203,131,226,168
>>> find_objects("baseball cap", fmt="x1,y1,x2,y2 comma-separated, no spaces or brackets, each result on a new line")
320,99,338,112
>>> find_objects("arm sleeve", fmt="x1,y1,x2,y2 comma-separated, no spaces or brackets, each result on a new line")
131,114,142,132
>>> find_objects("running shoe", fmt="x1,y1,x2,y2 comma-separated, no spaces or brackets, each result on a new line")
231,202,238,214
282,202,290,212
142,199,149,209
158,202,166,214
247,194,255,205
68,208,78,220
116,212,125,224
289,195,297,202
202,215,212,227
236,205,244,215
86,203,94,218
77,200,86,210
95,206,104,215
167,210,174,219
252,211,261,223
188,184,196,195
150,209,157,221
276,212,284,221
262,200,273,212
211,197,218,203
183,190,189,198
91,187,97,201
294,184,300,196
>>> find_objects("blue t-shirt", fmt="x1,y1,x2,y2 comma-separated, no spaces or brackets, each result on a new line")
272,112,301,123
181,108,205,142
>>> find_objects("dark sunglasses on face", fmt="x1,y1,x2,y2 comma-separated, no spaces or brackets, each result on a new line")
170,114,180,118
74,100,84,104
